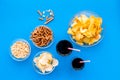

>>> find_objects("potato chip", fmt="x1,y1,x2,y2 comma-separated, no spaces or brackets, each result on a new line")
45,64,53,72
76,41,83,45
80,28,87,33
75,32,84,41
52,58,59,67
67,28,74,35
80,14,89,23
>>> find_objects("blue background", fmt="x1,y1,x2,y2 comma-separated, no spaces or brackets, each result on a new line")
0,0,120,80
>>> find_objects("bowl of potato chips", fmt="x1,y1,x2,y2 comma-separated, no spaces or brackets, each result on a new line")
33,51,59,75
67,11,103,47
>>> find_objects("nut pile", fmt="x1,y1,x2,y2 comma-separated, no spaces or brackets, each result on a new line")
33,52,58,73
31,26,53,47
11,41,30,59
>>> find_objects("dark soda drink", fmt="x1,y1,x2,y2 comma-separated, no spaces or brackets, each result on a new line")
56,40,73,56
72,58,84,70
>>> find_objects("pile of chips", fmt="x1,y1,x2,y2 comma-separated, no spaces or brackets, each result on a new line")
67,14,103,45
33,52,58,73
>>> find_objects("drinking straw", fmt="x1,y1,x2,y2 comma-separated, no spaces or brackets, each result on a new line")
68,47,80,52
80,60,91,63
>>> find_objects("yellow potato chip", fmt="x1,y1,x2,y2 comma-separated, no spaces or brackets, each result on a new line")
80,28,87,33
71,26,79,33
72,35,76,39
75,32,84,40
76,41,83,45
80,14,89,23
83,37,90,44
67,28,74,35
73,16,81,24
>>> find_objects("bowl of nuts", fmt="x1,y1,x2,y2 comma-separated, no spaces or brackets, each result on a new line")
30,25,53,49
67,11,104,47
10,39,31,61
